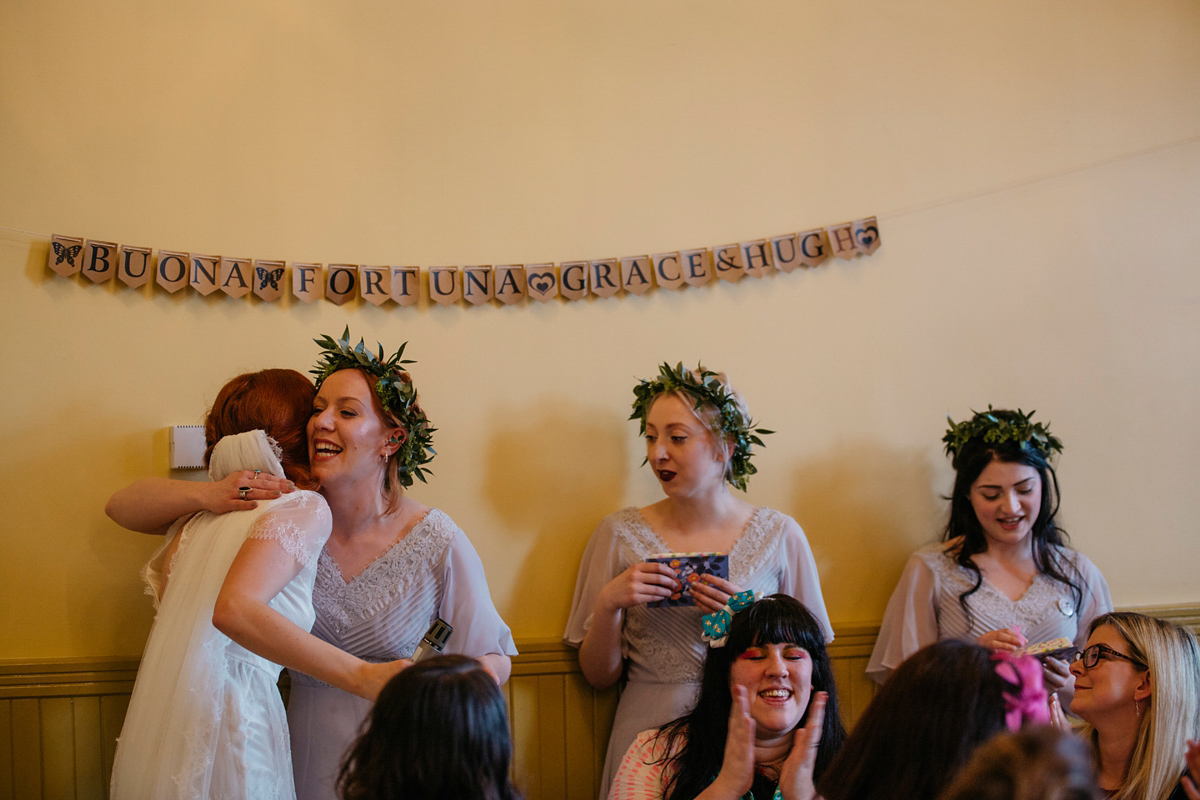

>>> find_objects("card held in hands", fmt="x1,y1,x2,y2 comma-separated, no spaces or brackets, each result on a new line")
646,552,729,607
1016,637,1076,661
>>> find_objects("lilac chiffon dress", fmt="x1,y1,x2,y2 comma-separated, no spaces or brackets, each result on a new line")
287,508,517,800
866,542,1112,684
564,507,832,800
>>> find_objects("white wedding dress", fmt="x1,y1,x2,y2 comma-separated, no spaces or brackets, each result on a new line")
110,430,333,800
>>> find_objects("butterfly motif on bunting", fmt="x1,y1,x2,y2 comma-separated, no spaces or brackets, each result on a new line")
256,266,285,291
53,242,82,267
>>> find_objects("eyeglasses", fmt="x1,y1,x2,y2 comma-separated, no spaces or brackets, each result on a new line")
1075,643,1147,671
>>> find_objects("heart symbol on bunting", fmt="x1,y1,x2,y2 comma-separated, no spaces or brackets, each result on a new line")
852,217,881,255
528,272,555,294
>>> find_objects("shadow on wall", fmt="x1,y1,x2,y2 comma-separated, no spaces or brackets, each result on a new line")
789,440,944,623
482,400,629,635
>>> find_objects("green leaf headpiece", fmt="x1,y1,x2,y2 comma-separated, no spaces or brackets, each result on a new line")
310,327,436,488
630,362,772,492
942,406,1062,469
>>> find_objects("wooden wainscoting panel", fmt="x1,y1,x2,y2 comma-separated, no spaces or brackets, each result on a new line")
2,605,1197,800
827,622,882,727
564,671,619,800
40,697,77,798
99,693,129,795
509,673,541,799
590,690,619,786
840,655,879,728
562,671,597,800
0,699,12,800
592,686,620,785
535,675,568,799
10,698,41,800
72,697,104,800
1133,604,1200,631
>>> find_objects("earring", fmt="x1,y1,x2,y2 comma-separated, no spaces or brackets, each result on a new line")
1134,697,1143,717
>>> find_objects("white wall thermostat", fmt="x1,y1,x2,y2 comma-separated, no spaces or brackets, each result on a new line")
170,425,207,469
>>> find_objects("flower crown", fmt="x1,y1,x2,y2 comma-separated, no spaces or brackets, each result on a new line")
942,406,1062,468
630,362,772,492
311,327,436,488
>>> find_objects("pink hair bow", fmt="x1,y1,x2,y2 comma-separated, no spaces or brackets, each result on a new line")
991,652,1051,731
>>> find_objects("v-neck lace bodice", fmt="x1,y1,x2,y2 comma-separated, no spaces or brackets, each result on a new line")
289,506,516,800
866,542,1113,684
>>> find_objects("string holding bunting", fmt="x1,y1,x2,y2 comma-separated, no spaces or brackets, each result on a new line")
45,217,881,309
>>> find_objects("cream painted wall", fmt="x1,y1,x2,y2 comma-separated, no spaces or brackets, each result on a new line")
1,0,1198,659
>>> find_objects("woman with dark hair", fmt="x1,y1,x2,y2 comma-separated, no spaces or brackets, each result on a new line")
867,408,1112,698
1069,611,1200,800
609,594,844,800
337,654,523,800
820,639,1051,800
109,369,405,800
566,363,831,798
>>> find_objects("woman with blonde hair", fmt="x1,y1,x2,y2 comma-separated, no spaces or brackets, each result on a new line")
1069,611,1200,800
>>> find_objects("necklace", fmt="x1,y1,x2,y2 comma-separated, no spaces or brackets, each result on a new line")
741,787,782,800
706,775,782,800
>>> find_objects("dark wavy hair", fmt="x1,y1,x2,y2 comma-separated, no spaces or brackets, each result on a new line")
655,594,846,800
204,368,317,490
337,655,523,800
818,639,1016,800
942,411,1082,622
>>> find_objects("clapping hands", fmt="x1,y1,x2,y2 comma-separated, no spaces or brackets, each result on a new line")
704,688,826,800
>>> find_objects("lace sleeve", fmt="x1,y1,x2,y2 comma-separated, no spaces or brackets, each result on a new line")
866,548,940,683
563,513,628,647
246,491,333,568
771,511,834,643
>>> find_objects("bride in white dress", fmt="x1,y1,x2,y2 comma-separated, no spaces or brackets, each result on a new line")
108,369,404,800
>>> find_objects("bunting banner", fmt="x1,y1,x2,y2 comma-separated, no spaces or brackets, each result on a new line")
45,217,881,308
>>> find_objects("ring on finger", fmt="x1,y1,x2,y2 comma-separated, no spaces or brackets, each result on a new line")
252,470,261,479
238,486,251,500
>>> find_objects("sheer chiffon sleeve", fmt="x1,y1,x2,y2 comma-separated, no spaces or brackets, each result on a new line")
440,530,518,658
246,491,332,569
563,515,625,647
866,550,940,683
775,515,834,643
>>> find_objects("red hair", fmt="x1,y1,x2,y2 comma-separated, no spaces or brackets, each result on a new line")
204,368,318,490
